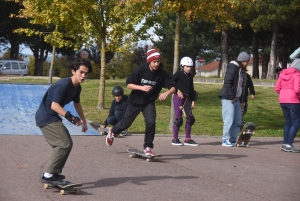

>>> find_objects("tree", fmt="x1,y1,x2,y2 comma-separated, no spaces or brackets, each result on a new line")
16,0,155,109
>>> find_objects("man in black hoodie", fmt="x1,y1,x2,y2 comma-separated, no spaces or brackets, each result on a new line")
106,48,175,155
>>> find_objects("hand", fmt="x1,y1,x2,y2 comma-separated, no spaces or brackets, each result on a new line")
65,111,81,125
250,95,255,100
231,98,236,103
177,89,183,99
240,103,244,109
140,85,152,92
191,101,195,109
81,121,88,132
158,91,169,101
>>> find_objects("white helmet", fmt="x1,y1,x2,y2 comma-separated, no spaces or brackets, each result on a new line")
180,57,193,67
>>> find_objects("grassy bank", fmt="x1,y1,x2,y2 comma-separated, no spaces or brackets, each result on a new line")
1,77,298,137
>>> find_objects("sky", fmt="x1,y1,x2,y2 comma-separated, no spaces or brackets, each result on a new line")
18,27,159,56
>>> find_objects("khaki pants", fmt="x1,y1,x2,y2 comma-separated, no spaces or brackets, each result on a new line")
40,121,73,174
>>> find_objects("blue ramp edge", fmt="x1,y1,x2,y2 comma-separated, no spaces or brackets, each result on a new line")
0,83,100,135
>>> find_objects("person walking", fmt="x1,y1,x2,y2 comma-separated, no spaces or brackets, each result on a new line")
172,56,198,146
35,58,92,185
106,48,175,155
275,47,300,152
218,51,250,147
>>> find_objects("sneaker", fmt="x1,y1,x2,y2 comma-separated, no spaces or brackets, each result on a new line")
222,139,233,147
144,147,155,156
106,128,114,146
230,140,237,146
184,139,199,146
281,144,287,151
120,130,128,136
283,145,300,153
53,174,65,180
172,139,183,146
41,175,68,185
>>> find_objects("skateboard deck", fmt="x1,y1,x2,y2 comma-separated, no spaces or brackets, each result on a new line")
127,148,162,162
179,97,192,117
97,127,124,137
44,181,82,195
237,122,256,147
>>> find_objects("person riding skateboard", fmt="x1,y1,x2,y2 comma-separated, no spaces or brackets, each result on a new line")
106,48,175,156
35,58,92,185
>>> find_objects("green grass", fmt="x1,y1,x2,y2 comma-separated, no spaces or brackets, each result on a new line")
1,77,298,137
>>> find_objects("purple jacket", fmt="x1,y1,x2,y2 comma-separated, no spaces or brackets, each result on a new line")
274,67,300,104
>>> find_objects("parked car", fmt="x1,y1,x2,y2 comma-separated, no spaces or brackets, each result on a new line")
0,60,28,76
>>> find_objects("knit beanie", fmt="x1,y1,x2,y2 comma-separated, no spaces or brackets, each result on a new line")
146,49,161,63
237,51,250,62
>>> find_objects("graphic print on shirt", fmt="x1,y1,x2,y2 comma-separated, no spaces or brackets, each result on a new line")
141,78,157,87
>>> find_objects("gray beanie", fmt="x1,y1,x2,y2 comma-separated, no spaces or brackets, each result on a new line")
237,51,250,62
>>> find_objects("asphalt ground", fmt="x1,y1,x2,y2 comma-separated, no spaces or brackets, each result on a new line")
1,135,299,201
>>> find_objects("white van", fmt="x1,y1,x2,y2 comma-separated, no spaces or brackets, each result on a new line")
0,60,28,76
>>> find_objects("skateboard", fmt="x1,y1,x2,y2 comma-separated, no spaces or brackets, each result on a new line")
44,181,82,195
97,126,110,135
236,122,256,147
127,148,162,162
97,126,123,137
179,97,192,117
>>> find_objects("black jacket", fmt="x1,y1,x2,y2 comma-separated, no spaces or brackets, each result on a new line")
126,63,174,105
239,72,255,103
172,70,195,101
104,95,128,127
218,61,242,102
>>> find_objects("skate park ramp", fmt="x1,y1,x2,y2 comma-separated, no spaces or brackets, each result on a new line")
0,83,99,135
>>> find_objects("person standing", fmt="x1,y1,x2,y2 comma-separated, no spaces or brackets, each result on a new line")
240,71,255,126
99,86,128,136
172,57,198,146
218,51,250,147
106,48,175,155
35,58,92,185
275,47,300,152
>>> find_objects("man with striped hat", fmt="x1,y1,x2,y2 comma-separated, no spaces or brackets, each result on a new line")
106,48,175,156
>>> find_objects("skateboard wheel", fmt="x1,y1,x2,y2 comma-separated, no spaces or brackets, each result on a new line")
60,190,66,195
146,159,150,162
237,144,240,147
44,184,49,189
129,155,133,158
75,189,80,194
246,144,249,147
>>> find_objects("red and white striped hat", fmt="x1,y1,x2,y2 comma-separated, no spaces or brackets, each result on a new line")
146,49,161,63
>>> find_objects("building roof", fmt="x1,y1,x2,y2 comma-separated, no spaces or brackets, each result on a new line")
198,57,256,72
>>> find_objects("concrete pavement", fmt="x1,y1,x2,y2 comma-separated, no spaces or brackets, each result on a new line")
1,135,299,201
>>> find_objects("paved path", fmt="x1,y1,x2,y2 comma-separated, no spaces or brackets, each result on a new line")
1,135,299,201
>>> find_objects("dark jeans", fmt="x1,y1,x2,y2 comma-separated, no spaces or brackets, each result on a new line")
107,110,123,125
112,102,156,149
280,103,300,145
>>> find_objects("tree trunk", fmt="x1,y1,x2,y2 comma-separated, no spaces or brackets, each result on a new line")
251,32,259,79
97,36,106,110
169,11,181,132
281,33,288,69
221,30,228,78
9,34,19,60
261,54,269,79
267,23,278,79
217,56,222,78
